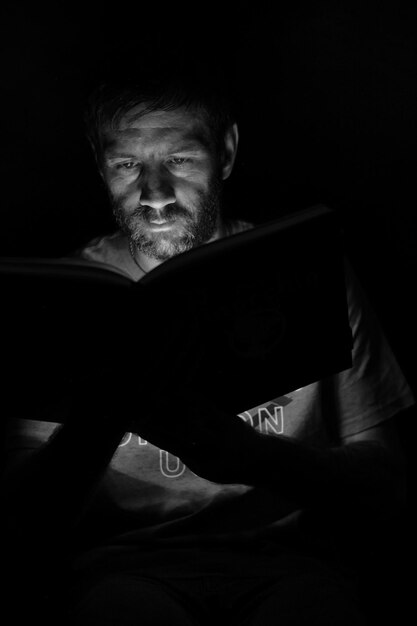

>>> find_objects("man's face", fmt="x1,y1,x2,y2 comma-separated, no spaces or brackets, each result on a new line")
100,106,224,261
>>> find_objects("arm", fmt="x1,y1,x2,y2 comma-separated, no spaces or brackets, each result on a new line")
141,395,407,521
247,416,407,516
1,386,130,608
2,379,129,546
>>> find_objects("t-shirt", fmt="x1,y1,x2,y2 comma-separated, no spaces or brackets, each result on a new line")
5,220,415,579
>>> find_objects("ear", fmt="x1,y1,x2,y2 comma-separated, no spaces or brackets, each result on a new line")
93,148,106,182
87,136,106,181
221,123,239,180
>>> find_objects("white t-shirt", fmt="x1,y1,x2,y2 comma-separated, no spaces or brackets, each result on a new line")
5,220,414,578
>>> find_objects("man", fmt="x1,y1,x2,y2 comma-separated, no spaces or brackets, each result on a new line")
2,62,414,625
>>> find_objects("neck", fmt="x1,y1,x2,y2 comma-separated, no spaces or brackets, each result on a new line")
136,252,162,273
128,239,158,274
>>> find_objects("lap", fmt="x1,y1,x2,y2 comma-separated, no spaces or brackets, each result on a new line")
56,555,367,626
235,560,367,626
64,574,199,626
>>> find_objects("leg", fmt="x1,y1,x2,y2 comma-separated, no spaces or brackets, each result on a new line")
233,557,368,626
63,573,200,626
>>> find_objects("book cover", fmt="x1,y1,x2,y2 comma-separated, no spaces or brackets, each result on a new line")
0,205,352,420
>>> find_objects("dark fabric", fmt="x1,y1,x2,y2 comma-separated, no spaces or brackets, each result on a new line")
60,554,366,626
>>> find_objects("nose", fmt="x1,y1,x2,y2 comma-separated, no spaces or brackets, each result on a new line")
138,167,176,210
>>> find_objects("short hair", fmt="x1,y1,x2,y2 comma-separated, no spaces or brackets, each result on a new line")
84,55,237,161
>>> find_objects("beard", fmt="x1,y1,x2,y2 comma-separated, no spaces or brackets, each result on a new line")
111,177,222,261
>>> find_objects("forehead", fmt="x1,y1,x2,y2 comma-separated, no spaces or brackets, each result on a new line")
102,106,212,153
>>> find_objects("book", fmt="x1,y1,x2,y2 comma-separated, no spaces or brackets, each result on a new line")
0,205,353,422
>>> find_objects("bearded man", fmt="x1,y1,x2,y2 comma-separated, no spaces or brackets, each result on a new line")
3,59,414,626
80,72,248,276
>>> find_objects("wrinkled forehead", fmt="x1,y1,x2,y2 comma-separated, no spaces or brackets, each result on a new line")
101,105,213,151
120,105,206,130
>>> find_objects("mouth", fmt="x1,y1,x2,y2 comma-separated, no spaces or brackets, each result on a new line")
145,212,187,232
149,218,170,225
146,216,182,232
147,222,176,232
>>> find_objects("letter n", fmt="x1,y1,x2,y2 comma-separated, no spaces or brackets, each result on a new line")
259,405,284,435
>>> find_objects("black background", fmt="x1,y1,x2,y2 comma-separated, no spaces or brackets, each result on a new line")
1,3,416,621
2,3,416,397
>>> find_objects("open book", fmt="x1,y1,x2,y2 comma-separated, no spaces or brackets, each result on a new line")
1,205,352,421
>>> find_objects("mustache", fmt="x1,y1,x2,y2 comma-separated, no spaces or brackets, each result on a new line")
130,203,192,222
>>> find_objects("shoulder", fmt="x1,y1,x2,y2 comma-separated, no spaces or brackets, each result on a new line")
73,231,141,280
76,230,128,262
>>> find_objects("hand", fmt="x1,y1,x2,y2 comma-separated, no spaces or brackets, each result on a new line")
130,390,263,485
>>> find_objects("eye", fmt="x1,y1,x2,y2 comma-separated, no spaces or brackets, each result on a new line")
116,162,140,171
167,157,190,167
